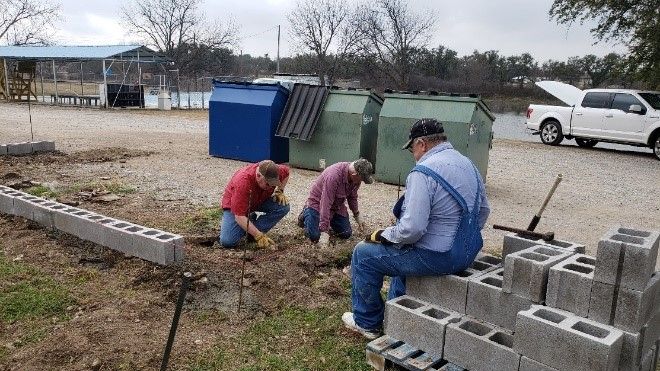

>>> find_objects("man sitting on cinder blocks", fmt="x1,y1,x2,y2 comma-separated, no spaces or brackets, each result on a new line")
298,159,373,247
342,118,491,339
219,160,290,249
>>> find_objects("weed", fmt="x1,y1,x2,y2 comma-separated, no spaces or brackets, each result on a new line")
179,207,222,233
25,185,59,199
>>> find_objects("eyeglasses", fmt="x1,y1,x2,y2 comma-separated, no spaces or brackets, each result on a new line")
407,138,420,153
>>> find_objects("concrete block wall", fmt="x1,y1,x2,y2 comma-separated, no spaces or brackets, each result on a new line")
514,305,623,371
546,253,596,316
502,233,585,258
384,295,461,358
444,316,520,371
0,185,184,265
406,253,501,313
1,141,56,156
502,245,573,303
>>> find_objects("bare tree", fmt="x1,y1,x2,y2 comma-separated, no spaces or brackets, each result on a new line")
357,0,435,89
0,0,60,46
121,0,238,66
287,0,362,85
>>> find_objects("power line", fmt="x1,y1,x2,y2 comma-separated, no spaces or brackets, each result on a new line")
240,25,279,40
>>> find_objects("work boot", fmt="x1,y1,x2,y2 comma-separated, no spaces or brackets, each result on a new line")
297,210,305,228
341,312,380,340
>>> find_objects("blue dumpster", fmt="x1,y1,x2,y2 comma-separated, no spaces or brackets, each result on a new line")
209,81,290,163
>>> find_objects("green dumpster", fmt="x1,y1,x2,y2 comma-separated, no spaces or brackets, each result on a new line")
375,93,494,184
289,90,383,170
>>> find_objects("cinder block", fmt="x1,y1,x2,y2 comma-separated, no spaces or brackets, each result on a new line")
31,141,55,152
465,268,533,331
639,344,656,371
614,272,660,332
503,245,573,303
406,254,499,313
12,194,39,220
0,144,7,155
52,206,98,237
0,187,17,214
589,281,617,325
7,142,33,155
594,226,660,291
502,233,585,258
29,198,57,228
444,316,520,371
546,253,595,316
428,360,466,371
518,356,558,371
641,310,660,358
514,305,623,371
617,331,646,371
384,295,462,358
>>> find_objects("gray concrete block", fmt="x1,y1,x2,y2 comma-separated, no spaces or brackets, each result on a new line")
502,233,585,258
444,316,520,371
502,245,573,303
594,226,660,291
12,194,39,220
0,144,7,155
518,356,558,371
546,253,596,316
465,268,533,331
131,228,179,265
29,198,58,228
614,272,660,332
384,295,462,358
514,305,623,371
588,281,617,325
52,206,97,237
639,344,656,371
641,310,660,358
406,254,498,313
31,141,55,152
618,331,645,371
0,187,17,214
7,142,32,155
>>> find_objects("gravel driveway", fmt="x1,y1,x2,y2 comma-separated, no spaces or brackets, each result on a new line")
2,103,658,266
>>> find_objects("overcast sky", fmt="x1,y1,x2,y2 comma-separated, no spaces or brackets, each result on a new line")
53,0,627,62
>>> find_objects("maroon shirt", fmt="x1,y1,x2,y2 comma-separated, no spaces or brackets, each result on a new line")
221,163,289,216
306,162,360,232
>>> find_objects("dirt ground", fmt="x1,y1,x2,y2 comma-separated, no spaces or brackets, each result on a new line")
1,102,659,370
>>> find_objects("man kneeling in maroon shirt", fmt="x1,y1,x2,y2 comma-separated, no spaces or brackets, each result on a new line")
220,160,290,249
298,159,373,247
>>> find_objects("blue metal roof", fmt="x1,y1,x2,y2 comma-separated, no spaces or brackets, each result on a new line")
0,45,170,62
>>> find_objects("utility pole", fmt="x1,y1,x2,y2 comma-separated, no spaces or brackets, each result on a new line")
277,25,281,74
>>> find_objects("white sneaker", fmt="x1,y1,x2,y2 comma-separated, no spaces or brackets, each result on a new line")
341,312,380,340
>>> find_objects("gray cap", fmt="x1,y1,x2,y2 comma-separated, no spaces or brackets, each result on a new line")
353,159,374,184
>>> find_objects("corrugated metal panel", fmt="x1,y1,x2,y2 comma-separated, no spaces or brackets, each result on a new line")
276,84,329,141
0,45,169,62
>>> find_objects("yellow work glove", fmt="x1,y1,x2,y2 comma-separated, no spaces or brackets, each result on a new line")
255,233,275,249
272,187,288,205
365,229,393,245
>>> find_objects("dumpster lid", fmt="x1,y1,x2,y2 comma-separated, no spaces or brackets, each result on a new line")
275,84,329,141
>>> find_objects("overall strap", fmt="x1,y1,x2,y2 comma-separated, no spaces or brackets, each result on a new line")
412,165,468,211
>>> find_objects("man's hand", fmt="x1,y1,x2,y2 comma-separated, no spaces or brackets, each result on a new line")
318,232,330,247
365,229,393,245
272,187,288,205
255,233,275,249
354,213,366,232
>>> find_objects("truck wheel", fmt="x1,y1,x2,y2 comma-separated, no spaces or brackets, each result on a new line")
575,138,598,148
653,134,660,160
540,120,564,146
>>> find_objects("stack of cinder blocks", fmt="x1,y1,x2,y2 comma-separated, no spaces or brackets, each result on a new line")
0,141,56,155
367,227,659,371
0,185,184,265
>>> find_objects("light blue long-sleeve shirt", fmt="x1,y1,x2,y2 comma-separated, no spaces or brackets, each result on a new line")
381,142,490,252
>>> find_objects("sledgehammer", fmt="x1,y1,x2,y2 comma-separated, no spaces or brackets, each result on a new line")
527,174,562,231
493,224,554,241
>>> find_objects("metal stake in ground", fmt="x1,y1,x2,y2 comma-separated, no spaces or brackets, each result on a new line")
28,91,34,142
238,189,253,313
527,174,563,231
160,271,192,371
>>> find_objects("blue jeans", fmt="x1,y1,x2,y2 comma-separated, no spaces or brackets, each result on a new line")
350,241,478,331
302,207,352,242
219,198,290,247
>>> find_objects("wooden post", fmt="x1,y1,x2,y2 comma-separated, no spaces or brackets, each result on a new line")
39,62,44,102
102,59,108,108
52,60,58,104
2,59,9,101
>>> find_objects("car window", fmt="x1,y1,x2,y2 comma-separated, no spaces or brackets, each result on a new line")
639,93,660,110
611,94,645,113
581,92,611,108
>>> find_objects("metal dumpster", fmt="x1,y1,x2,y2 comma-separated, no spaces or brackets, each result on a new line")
208,81,290,163
375,93,494,184
287,89,383,170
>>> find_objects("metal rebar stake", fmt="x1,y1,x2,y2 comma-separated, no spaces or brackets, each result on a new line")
160,271,192,371
238,190,253,313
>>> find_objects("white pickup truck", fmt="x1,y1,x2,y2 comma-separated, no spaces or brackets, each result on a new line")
526,81,660,160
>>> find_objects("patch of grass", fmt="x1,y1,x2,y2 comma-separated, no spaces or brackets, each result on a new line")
189,306,371,371
25,185,59,199
179,207,222,233
0,256,74,323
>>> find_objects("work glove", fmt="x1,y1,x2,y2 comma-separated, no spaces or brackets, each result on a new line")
272,187,288,205
255,233,275,249
365,229,393,245
318,232,330,248
354,213,366,233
